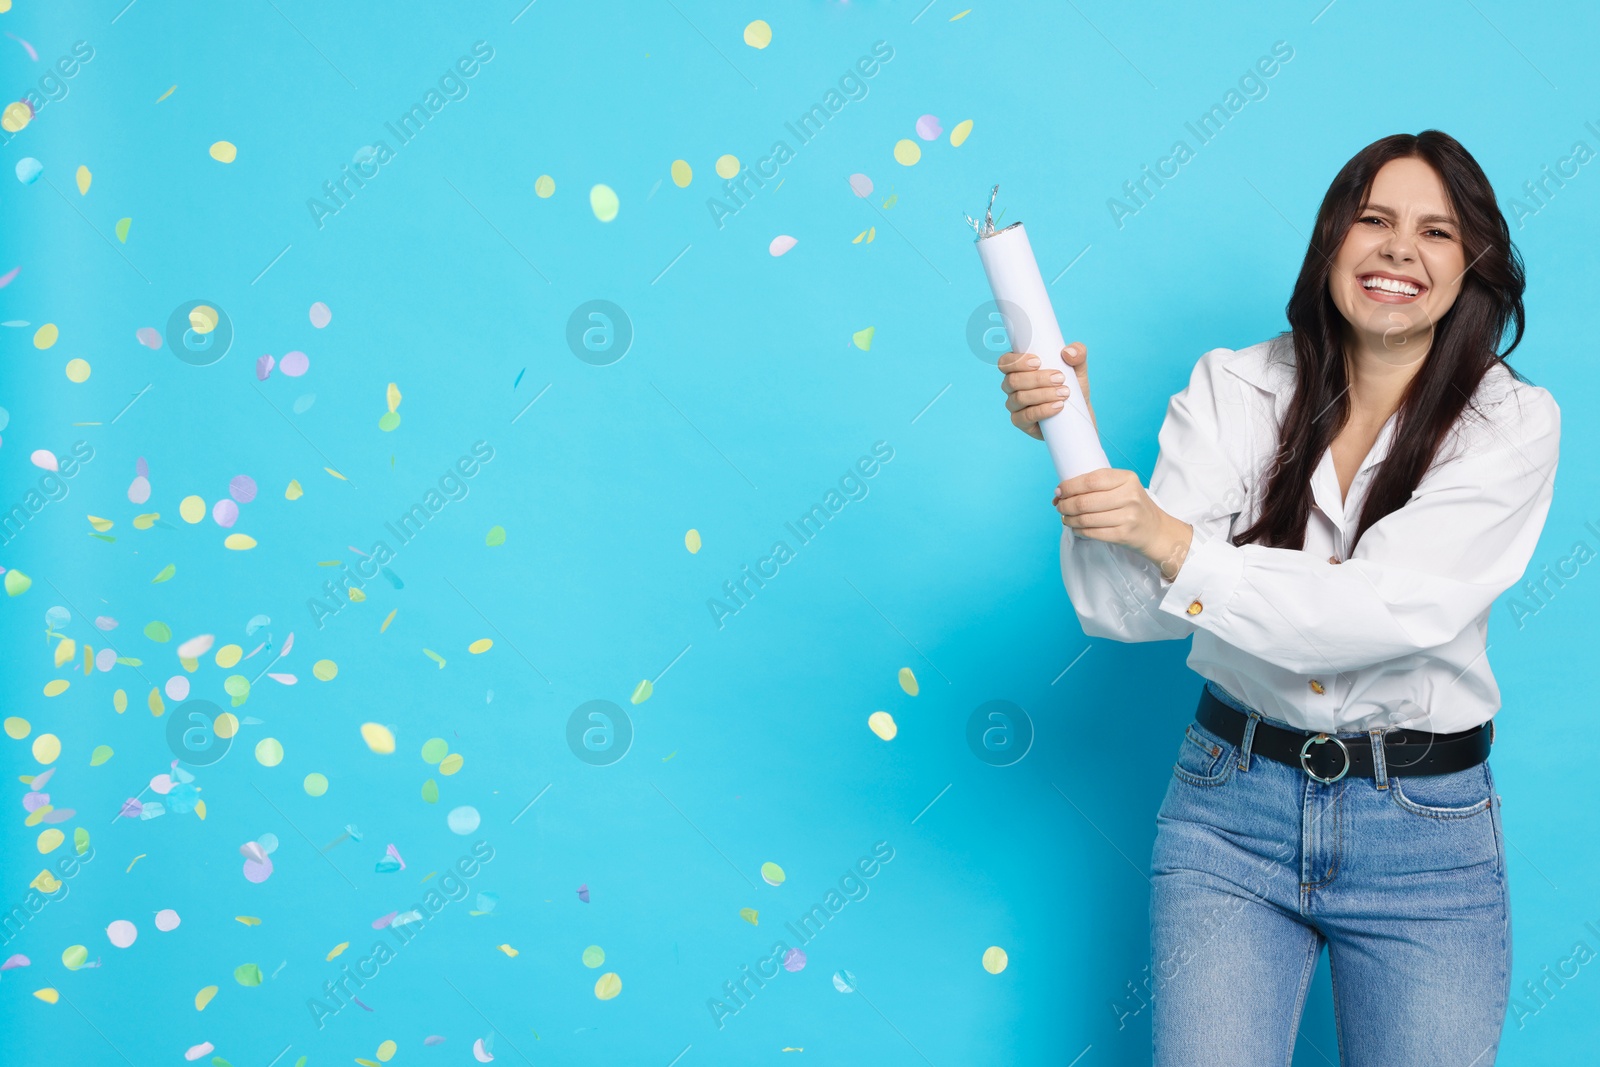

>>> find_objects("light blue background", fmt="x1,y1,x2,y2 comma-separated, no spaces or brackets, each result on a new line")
3,1,1597,1064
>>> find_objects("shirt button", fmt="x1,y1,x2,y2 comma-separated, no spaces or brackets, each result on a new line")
1309,680,1325,695
1186,599,1203,616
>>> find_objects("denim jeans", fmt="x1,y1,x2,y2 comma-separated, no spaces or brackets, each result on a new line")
1149,682,1511,1066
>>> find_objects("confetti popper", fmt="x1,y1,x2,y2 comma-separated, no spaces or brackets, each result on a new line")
969,185,1110,481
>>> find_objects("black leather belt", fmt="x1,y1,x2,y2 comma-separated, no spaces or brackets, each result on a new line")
1195,685,1492,783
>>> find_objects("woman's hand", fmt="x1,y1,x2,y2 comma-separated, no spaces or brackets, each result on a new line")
998,342,1096,440
1054,468,1195,580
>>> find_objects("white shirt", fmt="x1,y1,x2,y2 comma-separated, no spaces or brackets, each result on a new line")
1060,334,1561,734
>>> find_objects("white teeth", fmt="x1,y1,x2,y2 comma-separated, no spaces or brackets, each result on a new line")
1362,276,1420,296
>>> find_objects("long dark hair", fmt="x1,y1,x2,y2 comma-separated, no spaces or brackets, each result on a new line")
1232,130,1529,553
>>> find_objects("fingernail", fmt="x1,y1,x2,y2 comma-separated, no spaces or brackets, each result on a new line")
1057,387,1069,397
1050,372,1065,384
1026,357,1039,368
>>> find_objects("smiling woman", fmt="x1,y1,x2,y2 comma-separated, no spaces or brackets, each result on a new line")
997,129,1559,1066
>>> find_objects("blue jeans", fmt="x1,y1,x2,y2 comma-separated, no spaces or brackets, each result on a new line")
1150,682,1511,1065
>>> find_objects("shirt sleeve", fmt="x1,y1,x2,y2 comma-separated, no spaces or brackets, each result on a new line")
1058,347,1254,643
1157,383,1562,675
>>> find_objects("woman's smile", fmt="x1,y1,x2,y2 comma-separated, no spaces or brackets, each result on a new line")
1357,270,1428,303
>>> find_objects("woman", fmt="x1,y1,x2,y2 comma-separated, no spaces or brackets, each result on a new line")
998,130,1559,1065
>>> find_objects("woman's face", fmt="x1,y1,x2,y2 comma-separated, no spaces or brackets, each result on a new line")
1329,156,1467,362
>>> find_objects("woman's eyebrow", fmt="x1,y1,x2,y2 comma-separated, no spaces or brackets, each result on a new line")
1362,202,1459,226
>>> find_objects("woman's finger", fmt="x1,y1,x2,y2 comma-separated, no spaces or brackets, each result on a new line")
1005,386,1069,413
996,351,1041,374
999,369,1065,395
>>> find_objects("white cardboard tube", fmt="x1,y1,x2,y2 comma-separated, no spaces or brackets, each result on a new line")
975,222,1110,481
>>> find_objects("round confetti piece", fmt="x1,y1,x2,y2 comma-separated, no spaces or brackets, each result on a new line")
898,667,919,696
671,159,692,188
135,326,162,348
4,716,29,739
769,235,798,257
255,738,283,767
234,962,263,986
215,644,242,669
33,323,57,349
189,305,218,333
582,945,605,968
915,114,943,140
420,778,439,803
37,829,63,853
1,101,30,133
64,358,90,382
312,659,338,681
447,806,480,835
32,734,60,764
893,139,922,166
378,411,401,432
213,498,239,527
760,861,785,887
224,533,257,550
849,173,874,198
15,157,42,184
594,972,622,1000
242,852,273,884
61,945,87,971
34,989,59,1004
740,907,759,925
715,154,740,179
950,119,974,147
165,676,190,701
589,183,619,222
377,1040,397,1062
833,968,858,992
309,301,332,328
868,711,897,740
106,920,137,948
195,985,217,1010
90,744,113,766
303,773,329,797
468,638,493,654
280,350,309,376
214,713,238,738
783,947,807,972
229,475,258,503
743,19,772,48
43,679,68,697
155,909,180,931
360,722,395,754
982,946,1009,974
421,738,449,764
438,752,464,776
30,449,57,471
179,496,205,523
535,174,555,198
685,529,701,553
209,141,237,163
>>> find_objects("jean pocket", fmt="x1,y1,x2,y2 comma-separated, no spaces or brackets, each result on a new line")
1390,762,1493,819
1172,721,1234,787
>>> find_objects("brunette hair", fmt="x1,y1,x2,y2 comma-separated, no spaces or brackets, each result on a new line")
1231,130,1529,552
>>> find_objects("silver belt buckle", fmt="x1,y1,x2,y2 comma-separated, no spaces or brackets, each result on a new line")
1299,732,1350,784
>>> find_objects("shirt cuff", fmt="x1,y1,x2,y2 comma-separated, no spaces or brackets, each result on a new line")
1158,531,1245,624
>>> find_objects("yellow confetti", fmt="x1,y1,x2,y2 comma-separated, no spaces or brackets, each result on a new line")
115,217,131,242
377,1040,397,1062
740,907,759,925
893,139,921,166
898,667,919,696
685,528,702,553
152,562,175,582
852,227,876,244
304,772,328,796
852,326,875,351
535,174,555,198
950,119,974,147
1,101,30,133
983,946,1009,974
285,479,303,500
4,716,29,738
194,799,206,820
53,638,75,667
113,689,127,713
761,861,785,886
951,8,972,20
224,533,256,550
255,737,283,767
179,495,205,523
33,988,59,1004
439,753,464,776
868,711,897,740
715,154,740,179
312,659,337,681
32,733,60,763
235,915,261,926
125,854,144,873
468,638,493,654
215,644,242,668
380,609,397,633
87,515,114,532
37,829,64,853
361,722,395,754
582,945,605,967
148,688,164,716
498,944,519,957
209,140,237,163
743,19,772,48
64,357,90,383
34,323,58,349
31,870,61,893
423,648,446,669
630,679,653,705
195,985,218,1010
132,512,159,529
324,466,348,481
156,85,176,102
589,183,619,222
386,382,402,412
75,165,91,195
90,744,113,765
594,972,622,1000
671,159,692,188
327,942,350,961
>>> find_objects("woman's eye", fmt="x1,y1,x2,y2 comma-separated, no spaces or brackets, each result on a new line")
1426,229,1454,239
1359,216,1385,226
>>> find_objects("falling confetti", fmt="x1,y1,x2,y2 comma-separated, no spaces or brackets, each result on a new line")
309,301,332,328
209,141,237,163
868,711,897,740
852,326,875,351
594,972,622,1000
671,159,692,187
950,119,974,147
684,529,701,553
760,862,785,887
535,174,555,198
75,166,91,194
589,184,619,222
769,235,798,256
915,114,942,140
898,667,919,695
715,154,740,179
893,139,921,166
983,946,1009,974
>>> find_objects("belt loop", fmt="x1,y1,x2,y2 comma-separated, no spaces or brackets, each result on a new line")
1368,728,1388,790
1238,712,1259,772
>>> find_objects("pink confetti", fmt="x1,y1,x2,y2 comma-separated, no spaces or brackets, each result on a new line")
256,354,275,380
280,350,309,376
149,774,174,795
309,302,332,328
229,474,258,503
424,1035,446,1046
118,798,143,819
769,235,798,257
576,884,589,903
267,672,297,685
212,498,239,528
848,173,873,198
0,266,18,289
915,114,943,140
0,954,29,970
95,616,119,630
29,449,57,471
783,947,807,972
183,1042,214,1061
165,676,190,701
23,791,48,812
136,327,161,348
473,1038,495,1063
372,911,398,929
6,33,38,62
